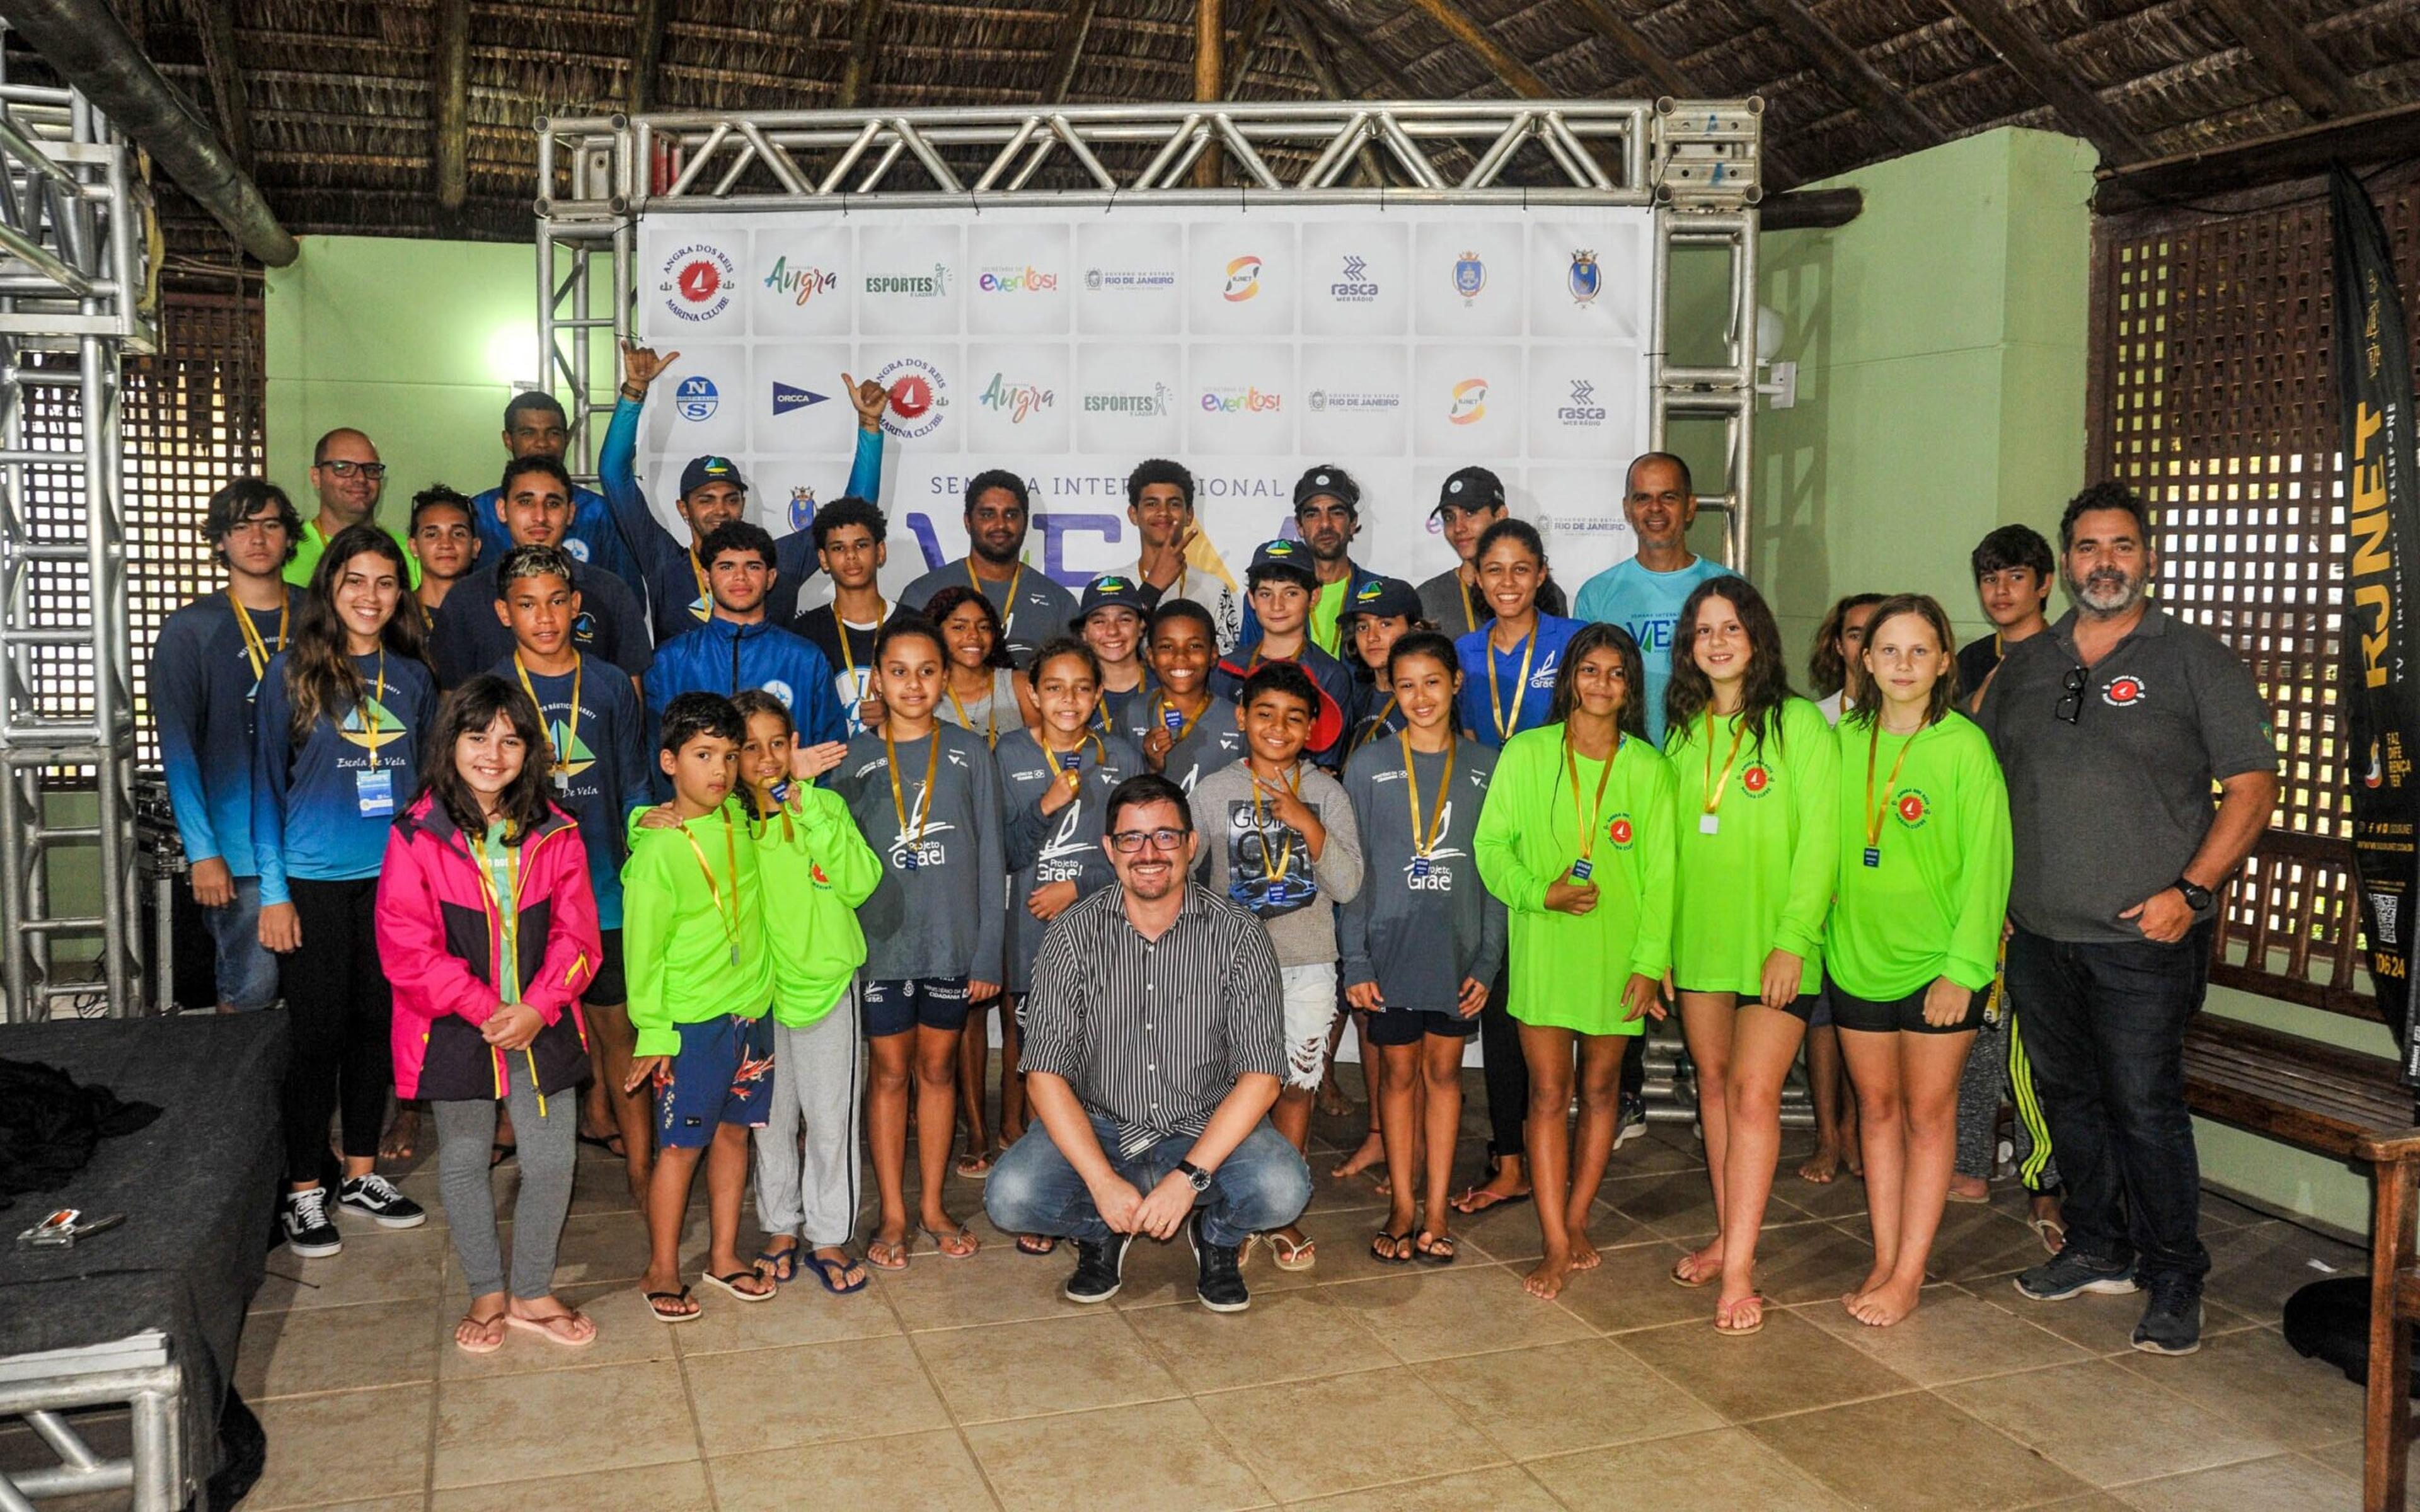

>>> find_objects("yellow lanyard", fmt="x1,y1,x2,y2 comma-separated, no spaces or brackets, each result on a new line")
1700,709,1749,827
1251,762,1303,881
227,590,287,680
1356,693,1400,752
1457,575,1479,635
1486,623,1540,743
674,809,744,964
1044,731,1105,793
470,826,523,948
1402,730,1453,859
971,559,1023,643
1565,727,1621,864
686,552,712,621
513,650,580,776
944,677,998,750
362,651,389,771
884,723,943,850
1152,690,1205,743
837,599,886,690
1864,720,1919,864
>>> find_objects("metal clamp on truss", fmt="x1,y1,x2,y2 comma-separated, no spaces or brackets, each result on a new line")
1650,97,1766,209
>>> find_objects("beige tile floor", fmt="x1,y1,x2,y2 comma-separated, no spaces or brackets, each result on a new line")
3,1070,2384,1511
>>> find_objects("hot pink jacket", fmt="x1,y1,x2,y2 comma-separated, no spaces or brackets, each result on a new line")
376,791,601,1102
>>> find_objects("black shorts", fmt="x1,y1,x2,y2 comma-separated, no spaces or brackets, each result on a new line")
1365,1005,1483,1047
1829,983,1986,1035
585,928,626,1005
1673,985,1824,1024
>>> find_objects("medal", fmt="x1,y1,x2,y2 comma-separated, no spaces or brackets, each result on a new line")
1863,720,1916,873
884,721,942,871
1570,857,1594,881
1401,729,1453,881
1563,726,1619,883
1698,707,1747,839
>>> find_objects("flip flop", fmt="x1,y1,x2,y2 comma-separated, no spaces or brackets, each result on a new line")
1015,1233,1058,1257
575,1131,619,1154
1947,1186,1991,1205
753,1245,798,1285
865,1235,911,1272
453,1312,507,1354
1715,1294,1766,1337
954,1151,994,1180
504,1309,596,1348
644,1288,699,1323
1370,1228,1414,1265
1449,1186,1530,1216
1268,1233,1317,1271
488,1142,517,1169
1414,1230,1458,1266
1669,1256,1719,1289
802,1251,870,1295
920,1223,980,1260
2027,1215,2066,1254
702,1269,776,1303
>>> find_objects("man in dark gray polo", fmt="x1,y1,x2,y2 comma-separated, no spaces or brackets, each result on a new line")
986,773,1312,1313
1978,481,2278,1356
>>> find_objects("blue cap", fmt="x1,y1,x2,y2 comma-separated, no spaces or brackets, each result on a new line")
1071,573,1153,629
679,455,747,496
1247,537,1318,588
1339,575,1421,626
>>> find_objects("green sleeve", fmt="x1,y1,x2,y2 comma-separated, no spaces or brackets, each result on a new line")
1474,737,1553,914
1629,749,1677,981
1775,701,1840,959
1944,730,2014,992
620,837,681,1058
793,784,884,908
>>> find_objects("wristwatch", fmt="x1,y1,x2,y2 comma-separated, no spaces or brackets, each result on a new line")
1174,1159,1212,1193
2174,878,2215,912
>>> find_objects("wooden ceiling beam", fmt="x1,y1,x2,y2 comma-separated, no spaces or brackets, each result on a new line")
433,0,469,212
629,0,665,114
2201,0,2364,123
1567,0,1692,98
1936,0,2150,164
2094,97,2420,214
1744,0,1940,152
1400,0,1553,98
1041,0,1100,105
838,0,887,109
1224,0,1283,101
185,0,251,171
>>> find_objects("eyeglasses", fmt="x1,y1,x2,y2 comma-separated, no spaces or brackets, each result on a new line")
318,460,387,479
2055,665,2088,725
1109,827,1187,854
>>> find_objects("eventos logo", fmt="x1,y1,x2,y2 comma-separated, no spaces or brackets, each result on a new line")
1221,256,1264,302
865,264,951,297
1557,379,1607,427
979,374,1055,423
977,265,1059,293
763,256,839,307
877,356,949,440
1083,383,1170,416
1448,379,1488,425
658,243,735,323
1330,254,1378,303
1201,385,1282,414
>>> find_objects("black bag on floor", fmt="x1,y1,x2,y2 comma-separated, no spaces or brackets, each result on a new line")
2282,1274,2420,1395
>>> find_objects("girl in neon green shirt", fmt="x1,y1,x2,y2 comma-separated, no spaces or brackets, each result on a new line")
1475,622,1672,1302
1826,594,2012,1329
1664,576,1839,1336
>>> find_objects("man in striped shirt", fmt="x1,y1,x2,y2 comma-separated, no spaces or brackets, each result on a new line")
986,773,1311,1313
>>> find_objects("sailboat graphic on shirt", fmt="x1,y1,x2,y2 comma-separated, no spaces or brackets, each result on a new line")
337,694,411,755
887,778,955,870
546,717,597,778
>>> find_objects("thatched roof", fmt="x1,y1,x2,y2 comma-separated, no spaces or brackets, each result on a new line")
39,0,2420,253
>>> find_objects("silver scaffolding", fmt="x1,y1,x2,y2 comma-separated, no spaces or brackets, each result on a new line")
530,98,1763,562
0,71,152,1025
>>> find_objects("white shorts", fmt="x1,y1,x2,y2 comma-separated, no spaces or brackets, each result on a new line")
1281,962,1339,1091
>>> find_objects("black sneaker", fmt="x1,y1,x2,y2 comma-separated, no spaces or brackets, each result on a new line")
1615,1094,1649,1148
1189,1212,1251,1314
1064,1234,1131,1304
282,1187,342,1258
338,1174,427,1229
2012,1247,2138,1302
2131,1276,2203,1355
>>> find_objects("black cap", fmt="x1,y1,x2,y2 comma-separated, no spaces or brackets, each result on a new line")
1291,464,1360,513
1338,576,1422,626
1071,573,1153,629
1433,465,1505,517
679,455,747,496
1247,537,1318,588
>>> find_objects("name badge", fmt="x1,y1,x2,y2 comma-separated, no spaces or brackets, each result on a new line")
1056,751,1080,772
1698,815,1720,835
355,768,395,818
900,852,919,873
1410,856,1431,879
1569,858,1593,881
551,769,570,794
1862,845,1882,868
1163,707,1185,734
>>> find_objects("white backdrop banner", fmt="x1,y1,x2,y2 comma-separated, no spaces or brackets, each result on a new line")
631,203,1652,603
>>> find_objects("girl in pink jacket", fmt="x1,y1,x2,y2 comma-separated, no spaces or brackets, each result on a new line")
376,675,602,1354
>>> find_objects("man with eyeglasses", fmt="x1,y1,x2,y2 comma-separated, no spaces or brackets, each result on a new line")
1978,481,2279,1358
284,428,420,588
985,772,1311,1314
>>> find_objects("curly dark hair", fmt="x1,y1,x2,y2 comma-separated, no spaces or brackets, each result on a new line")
921,585,1015,670
1547,621,1648,742
1664,575,1795,756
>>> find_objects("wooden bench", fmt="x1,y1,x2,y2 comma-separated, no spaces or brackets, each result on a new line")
2182,1016,2408,1159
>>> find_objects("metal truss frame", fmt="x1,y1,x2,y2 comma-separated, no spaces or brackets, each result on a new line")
0,73,153,1024
533,98,1761,563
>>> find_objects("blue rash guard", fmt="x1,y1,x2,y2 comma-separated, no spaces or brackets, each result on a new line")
152,586,304,877
642,616,848,751
470,481,644,607
490,653,652,929
1455,614,1584,750
251,648,439,905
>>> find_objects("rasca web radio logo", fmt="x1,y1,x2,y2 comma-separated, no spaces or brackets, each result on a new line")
763,256,839,307
1448,378,1488,425
674,375,720,422
865,263,952,298
1330,254,1378,303
659,243,736,323
877,356,949,440
1201,384,1281,415
1083,382,1170,416
980,374,1055,423
1222,256,1263,302
1557,379,1607,427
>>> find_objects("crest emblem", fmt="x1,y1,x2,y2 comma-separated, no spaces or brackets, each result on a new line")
1453,252,1485,301
1569,249,1600,304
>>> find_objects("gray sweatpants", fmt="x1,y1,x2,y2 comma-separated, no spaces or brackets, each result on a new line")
432,1052,575,1300
1955,1014,2007,1181
752,984,864,1249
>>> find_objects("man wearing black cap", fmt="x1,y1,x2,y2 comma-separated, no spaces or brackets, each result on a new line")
1213,540,1361,770
1236,466,1385,662
428,455,654,688
602,340,889,644
469,390,645,604
1417,466,1569,635
900,469,1080,665
1116,459,1243,655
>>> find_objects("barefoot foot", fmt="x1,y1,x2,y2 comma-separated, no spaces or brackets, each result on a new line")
1525,1249,1574,1300
1797,1143,1841,1184
1332,1130,1385,1180
1567,1230,1602,1273
1847,1274,1923,1327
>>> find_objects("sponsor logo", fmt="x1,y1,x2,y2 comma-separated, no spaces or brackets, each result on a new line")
1894,789,1931,828
789,486,817,532
979,374,1055,423
864,264,952,297
771,382,827,416
1453,251,1485,302
2102,675,2147,707
1448,378,1487,425
659,243,736,322
1201,385,1282,415
761,679,795,711
1082,383,1171,416
546,719,598,778
563,539,591,563
877,357,948,440
1569,249,1601,304
1330,254,1379,302
762,256,839,307
673,375,720,422
1741,763,1772,796
1221,256,1262,302
338,695,410,755
572,611,597,644
1084,266,1178,291
1557,378,1608,427
1305,388,1400,415
977,265,1059,293
1606,814,1634,849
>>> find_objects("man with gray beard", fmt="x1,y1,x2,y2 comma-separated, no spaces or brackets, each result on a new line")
1977,482,2278,1358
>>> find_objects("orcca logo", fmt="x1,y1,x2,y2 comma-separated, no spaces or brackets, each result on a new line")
977,266,1059,293
659,243,735,323
979,374,1054,423
2102,675,2147,707
877,357,948,440
1741,764,1771,796
1200,386,1282,415
763,256,839,306
1607,815,1634,849
1449,379,1487,425
1223,256,1262,302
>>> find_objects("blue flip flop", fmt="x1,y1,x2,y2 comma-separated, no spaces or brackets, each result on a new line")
752,1246,798,1285
803,1250,870,1295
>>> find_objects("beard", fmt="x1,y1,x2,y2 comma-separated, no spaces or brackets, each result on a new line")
2065,563,2146,617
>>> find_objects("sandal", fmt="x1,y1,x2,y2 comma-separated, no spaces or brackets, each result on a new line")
866,1234,911,1272
754,1244,798,1285
453,1309,507,1354
920,1223,980,1260
955,1150,994,1180
802,1251,870,1295
1414,1230,1458,1266
2027,1215,2066,1255
1449,1185,1530,1216
1370,1228,1414,1266
488,1142,517,1169
1015,1233,1058,1257
1715,1293,1766,1337
702,1268,776,1303
380,1109,422,1163
644,1287,699,1323
504,1308,596,1348
575,1130,624,1156
1268,1232,1317,1272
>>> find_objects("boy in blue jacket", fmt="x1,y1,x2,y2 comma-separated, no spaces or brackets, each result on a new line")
643,521,848,753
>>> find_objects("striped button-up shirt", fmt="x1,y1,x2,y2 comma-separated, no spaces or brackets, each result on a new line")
1020,879,1284,1157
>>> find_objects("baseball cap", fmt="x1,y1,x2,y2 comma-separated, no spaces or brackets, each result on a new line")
679,455,747,496
1291,464,1361,513
1247,537,1319,589
1337,576,1422,626
1071,573,1153,629
1433,465,1506,517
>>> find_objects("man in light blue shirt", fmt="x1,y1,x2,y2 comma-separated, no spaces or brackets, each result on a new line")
1571,452,1731,745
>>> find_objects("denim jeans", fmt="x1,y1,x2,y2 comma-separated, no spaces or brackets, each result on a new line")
2004,921,2214,1287
984,1110,1311,1249
201,875,279,1011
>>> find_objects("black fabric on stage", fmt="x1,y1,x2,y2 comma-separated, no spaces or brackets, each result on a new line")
0,1054,163,1205
0,1012,286,1490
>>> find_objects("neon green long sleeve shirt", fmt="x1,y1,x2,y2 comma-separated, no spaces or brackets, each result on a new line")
1473,723,1675,1036
619,799,774,1058
1665,697,1840,995
752,783,882,1028
1824,711,2012,1001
